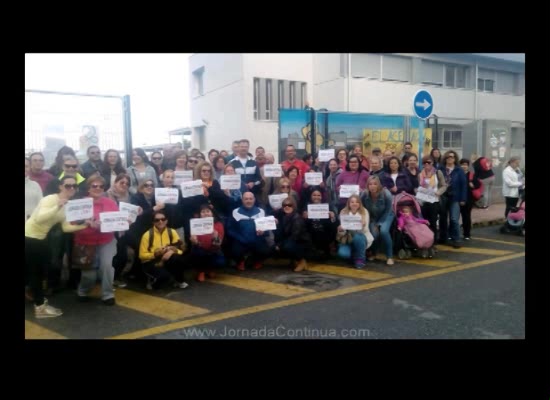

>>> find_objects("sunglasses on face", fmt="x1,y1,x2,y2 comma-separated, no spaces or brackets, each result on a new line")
423,161,432,165
143,183,154,188
283,204,293,208
188,159,198,163
118,181,129,186
89,151,100,155
32,159,44,162
153,217,167,222
280,185,290,188
152,157,162,160
91,184,105,189
64,164,78,169
64,184,78,189
201,169,211,173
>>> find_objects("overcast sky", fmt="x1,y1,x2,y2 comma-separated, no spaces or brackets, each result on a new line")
25,53,191,146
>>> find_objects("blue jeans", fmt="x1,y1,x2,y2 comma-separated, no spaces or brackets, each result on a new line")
448,200,461,242
369,214,394,259
337,233,367,261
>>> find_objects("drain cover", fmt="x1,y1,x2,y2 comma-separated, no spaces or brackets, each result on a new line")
275,274,341,291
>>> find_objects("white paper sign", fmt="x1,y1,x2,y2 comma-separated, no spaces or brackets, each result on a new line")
335,142,345,147
340,214,363,230
155,188,179,204
254,216,277,231
304,172,323,186
269,193,288,209
264,164,283,177
415,187,438,203
298,142,306,150
100,211,129,232
190,217,214,235
318,149,335,162
339,185,360,198
174,170,194,186
220,174,242,190
119,202,139,223
180,180,204,198
65,198,94,222
308,204,329,219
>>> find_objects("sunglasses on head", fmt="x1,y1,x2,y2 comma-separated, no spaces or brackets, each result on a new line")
64,164,78,169
91,184,105,189
154,217,167,222
64,183,78,189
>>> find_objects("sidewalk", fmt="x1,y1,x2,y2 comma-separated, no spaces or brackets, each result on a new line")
471,202,506,228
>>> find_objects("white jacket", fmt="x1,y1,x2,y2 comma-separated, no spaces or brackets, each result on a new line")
502,166,523,198
338,209,375,249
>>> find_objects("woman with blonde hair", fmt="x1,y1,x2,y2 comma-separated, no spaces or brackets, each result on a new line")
336,194,374,269
361,175,395,265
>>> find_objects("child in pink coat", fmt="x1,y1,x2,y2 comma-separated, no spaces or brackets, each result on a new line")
397,206,429,230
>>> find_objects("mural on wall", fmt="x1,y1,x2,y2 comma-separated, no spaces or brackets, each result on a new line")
279,109,430,160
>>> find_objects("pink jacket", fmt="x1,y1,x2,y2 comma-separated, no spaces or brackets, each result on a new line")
74,197,119,245
397,214,428,230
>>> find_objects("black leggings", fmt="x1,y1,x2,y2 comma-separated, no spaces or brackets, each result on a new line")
505,197,519,217
25,237,50,306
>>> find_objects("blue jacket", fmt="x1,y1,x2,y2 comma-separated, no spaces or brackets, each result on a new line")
361,188,394,226
227,205,268,245
439,165,467,203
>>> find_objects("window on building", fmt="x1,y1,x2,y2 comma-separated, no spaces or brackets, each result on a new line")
381,55,412,82
278,80,284,110
193,67,204,97
351,53,381,79
289,82,295,108
420,60,444,86
445,65,455,87
253,78,259,120
265,79,272,120
301,83,307,108
478,68,495,92
443,130,462,148
444,65,467,88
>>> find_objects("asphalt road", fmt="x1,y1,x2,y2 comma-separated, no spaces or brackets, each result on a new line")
25,225,525,340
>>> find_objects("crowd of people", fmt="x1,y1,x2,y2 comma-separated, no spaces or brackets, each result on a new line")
25,140,524,319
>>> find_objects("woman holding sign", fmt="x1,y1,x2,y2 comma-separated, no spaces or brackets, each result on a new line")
25,176,90,318
273,197,312,272
302,188,338,260
189,204,225,282
335,155,370,212
361,176,395,266
336,194,374,269
73,176,120,305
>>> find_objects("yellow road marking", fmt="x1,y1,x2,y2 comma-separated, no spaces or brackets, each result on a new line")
209,273,314,297
307,264,393,280
471,237,525,247
25,320,66,339
115,289,210,321
398,258,460,268
437,244,512,256
109,252,524,339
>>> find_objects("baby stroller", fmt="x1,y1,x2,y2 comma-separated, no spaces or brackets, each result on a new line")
500,199,525,236
392,192,435,259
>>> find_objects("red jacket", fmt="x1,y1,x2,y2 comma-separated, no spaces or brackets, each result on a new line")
196,222,224,252
74,197,119,245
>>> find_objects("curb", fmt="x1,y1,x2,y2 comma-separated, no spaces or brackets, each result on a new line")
472,218,506,228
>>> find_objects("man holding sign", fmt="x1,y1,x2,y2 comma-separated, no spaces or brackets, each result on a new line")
226,192,271,271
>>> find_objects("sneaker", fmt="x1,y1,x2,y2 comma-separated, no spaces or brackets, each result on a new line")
196,272,206,282
253,262,263,270
421,249,428,258
367,256,375,261
354,259,365,269
452,242,462,249
386,258,395,266
464,237,471,241
113,279,127,288
236,261,245,271
102,298,116,306
146,277,156,290
174,281,189,289
35,300,63,319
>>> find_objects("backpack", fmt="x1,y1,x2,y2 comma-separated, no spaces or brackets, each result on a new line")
147,227,181,251
469,171,483,201
479,157,492,172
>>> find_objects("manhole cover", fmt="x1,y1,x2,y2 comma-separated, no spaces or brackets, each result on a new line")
275,274,341,291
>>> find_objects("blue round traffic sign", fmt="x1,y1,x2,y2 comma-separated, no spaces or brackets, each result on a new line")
413,90,434,119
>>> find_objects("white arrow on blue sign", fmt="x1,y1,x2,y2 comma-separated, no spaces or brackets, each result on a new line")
413,90,434,120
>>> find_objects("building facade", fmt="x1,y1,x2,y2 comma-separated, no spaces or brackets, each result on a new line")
189,53,524,166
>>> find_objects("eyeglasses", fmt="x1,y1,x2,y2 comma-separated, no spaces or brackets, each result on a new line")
423,161,432,165
64,164,78,169
31,159,44,162
188,159,198,163
91,184,105,189
283,204,293,208
143,183,154,188
64,184,78,189
446,155,455,159
201,169,211,173
153,217,167,222
89,151,100,155
152,157,162,160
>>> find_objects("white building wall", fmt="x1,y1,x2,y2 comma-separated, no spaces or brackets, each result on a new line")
314,79,346,111
477,92,525,122
313,53,341,83
189,54,245,151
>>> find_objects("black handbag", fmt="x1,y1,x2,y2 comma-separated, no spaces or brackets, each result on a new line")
72,244,96,270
